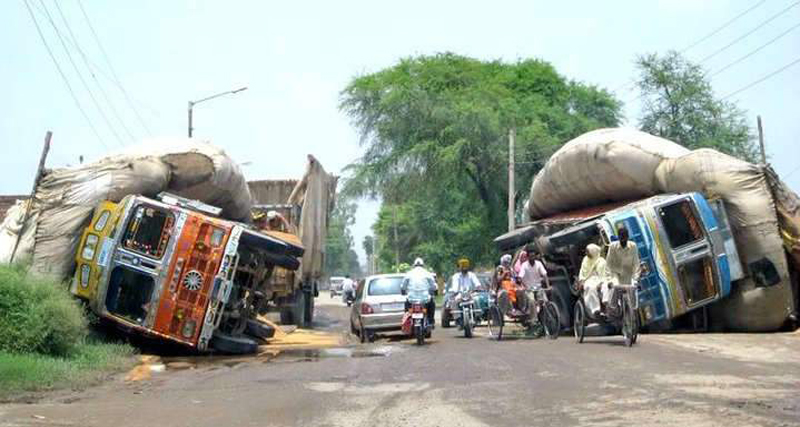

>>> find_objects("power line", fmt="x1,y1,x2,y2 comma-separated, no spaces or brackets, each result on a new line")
37,0,125,147
681,0,768,53
710,20,800,77
721,56,800,100
77,0,153,137
22,0,109,150
53,0,136,143
698,0,800,64
612,0,768,95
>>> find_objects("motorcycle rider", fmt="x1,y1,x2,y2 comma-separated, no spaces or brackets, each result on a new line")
341,274,355,304
402,258,437,326
450,258,482,327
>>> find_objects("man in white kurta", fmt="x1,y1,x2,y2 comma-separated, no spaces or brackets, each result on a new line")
605,227,640,309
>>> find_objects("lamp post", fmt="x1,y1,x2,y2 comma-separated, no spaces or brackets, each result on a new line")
188,86,248,137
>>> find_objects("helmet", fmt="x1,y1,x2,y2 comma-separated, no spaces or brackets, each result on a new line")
500,254,512,267
267,210,279,220
413,257,424,267
457,258,470,269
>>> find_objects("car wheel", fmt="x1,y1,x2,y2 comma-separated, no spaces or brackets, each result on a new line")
360,325,367,343
442,310,451,328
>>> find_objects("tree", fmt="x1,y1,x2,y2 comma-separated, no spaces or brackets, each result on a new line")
324,201,362,277
340,53,622,275
636,51,758,162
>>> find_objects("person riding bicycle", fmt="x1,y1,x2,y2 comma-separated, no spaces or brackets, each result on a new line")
517,246,550,315
605,226,640,312
402,258,437,326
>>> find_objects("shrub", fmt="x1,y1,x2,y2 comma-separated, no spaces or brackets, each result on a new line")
0,265,88,357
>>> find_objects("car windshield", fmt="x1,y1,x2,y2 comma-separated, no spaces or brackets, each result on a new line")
368,276,404,296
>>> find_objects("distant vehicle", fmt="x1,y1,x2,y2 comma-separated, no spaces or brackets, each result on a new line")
329,276,345,298
495,192,745,330
71,193,303,354
349,274,406,343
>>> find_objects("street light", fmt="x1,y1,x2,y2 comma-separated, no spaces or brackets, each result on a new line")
188,86,248,137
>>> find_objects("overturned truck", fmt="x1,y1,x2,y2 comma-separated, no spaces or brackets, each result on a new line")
496,128,799,332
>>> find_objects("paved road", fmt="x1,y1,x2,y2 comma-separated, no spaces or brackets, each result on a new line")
2,297,799,427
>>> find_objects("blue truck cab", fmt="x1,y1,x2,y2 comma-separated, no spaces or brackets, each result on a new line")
532,192,743,326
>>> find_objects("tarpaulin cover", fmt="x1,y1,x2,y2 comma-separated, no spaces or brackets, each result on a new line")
288,155,338,282
527,127,796,331
0,139,252,279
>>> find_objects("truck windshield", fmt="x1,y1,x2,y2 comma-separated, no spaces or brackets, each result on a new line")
122,205,175,259
659,200,704,249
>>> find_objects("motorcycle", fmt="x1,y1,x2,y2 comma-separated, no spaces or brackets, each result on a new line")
343,289,355,307
408,297,431,345
454,292,476,338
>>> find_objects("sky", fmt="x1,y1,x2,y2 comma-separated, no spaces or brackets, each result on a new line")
2,0,799,266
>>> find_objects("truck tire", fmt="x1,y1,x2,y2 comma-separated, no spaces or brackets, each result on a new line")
292,290,307,328
304,289,314,326
245,319,276,339
549,278,573,330
210,332,259,354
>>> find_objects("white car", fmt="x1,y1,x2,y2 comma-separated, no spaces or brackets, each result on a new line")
329,276,345,298
349,274,407,342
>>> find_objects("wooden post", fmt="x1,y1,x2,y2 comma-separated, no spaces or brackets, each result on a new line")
757,115,766,164
508,128,516,232
393,205,399,272
9,131,52,264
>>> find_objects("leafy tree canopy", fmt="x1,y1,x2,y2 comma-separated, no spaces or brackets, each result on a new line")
340,53,622,275
636,51,758,162
324,201,362,277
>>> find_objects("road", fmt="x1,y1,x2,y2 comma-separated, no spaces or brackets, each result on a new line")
2,297,799,427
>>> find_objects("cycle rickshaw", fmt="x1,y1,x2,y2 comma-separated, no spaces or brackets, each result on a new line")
487,287,560,340
573,282,639,347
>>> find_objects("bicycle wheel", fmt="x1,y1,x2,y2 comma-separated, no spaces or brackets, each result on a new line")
488,305,504,341
574,300,586,343
621,297,635,347
542,301,560,340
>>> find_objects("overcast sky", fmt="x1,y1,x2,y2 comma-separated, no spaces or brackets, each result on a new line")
2,0,799,265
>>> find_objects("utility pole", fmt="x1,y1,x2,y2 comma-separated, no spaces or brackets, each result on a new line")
9,131,51,265
393,205,399,272
508,128,516,232
757,115,766,164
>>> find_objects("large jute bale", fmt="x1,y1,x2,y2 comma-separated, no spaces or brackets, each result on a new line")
0,138,252,279
527,128,795,331
528,128,688,219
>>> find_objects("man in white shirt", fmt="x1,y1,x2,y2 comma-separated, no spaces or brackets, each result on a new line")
516,246,550,315
341,274,355,303
605,226,640,311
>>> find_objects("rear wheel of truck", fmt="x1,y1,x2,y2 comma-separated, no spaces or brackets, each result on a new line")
304,289,314,326
292,290,307,328
210,332,259,354
245,319,276,340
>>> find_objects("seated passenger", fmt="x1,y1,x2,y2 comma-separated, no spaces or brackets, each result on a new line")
579,243,609,316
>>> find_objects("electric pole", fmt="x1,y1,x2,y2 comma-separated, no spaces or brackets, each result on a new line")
508,128,516,232
757,115,766,164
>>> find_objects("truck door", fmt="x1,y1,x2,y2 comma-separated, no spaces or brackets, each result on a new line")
656,197,718,308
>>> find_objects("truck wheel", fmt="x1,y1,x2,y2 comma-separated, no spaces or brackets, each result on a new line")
210,332,259,354
292,290,307,328
245,319,276,339
304,290,314,326
550,280,573,330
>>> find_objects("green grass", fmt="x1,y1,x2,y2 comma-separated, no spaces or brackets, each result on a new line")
0,339,135,400
0,264,136,400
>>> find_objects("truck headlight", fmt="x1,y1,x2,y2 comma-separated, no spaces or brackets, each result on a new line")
80,264,91,288
182,319,197,338
82,234,99,260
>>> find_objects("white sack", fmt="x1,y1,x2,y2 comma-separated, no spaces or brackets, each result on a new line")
528,128,794,331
